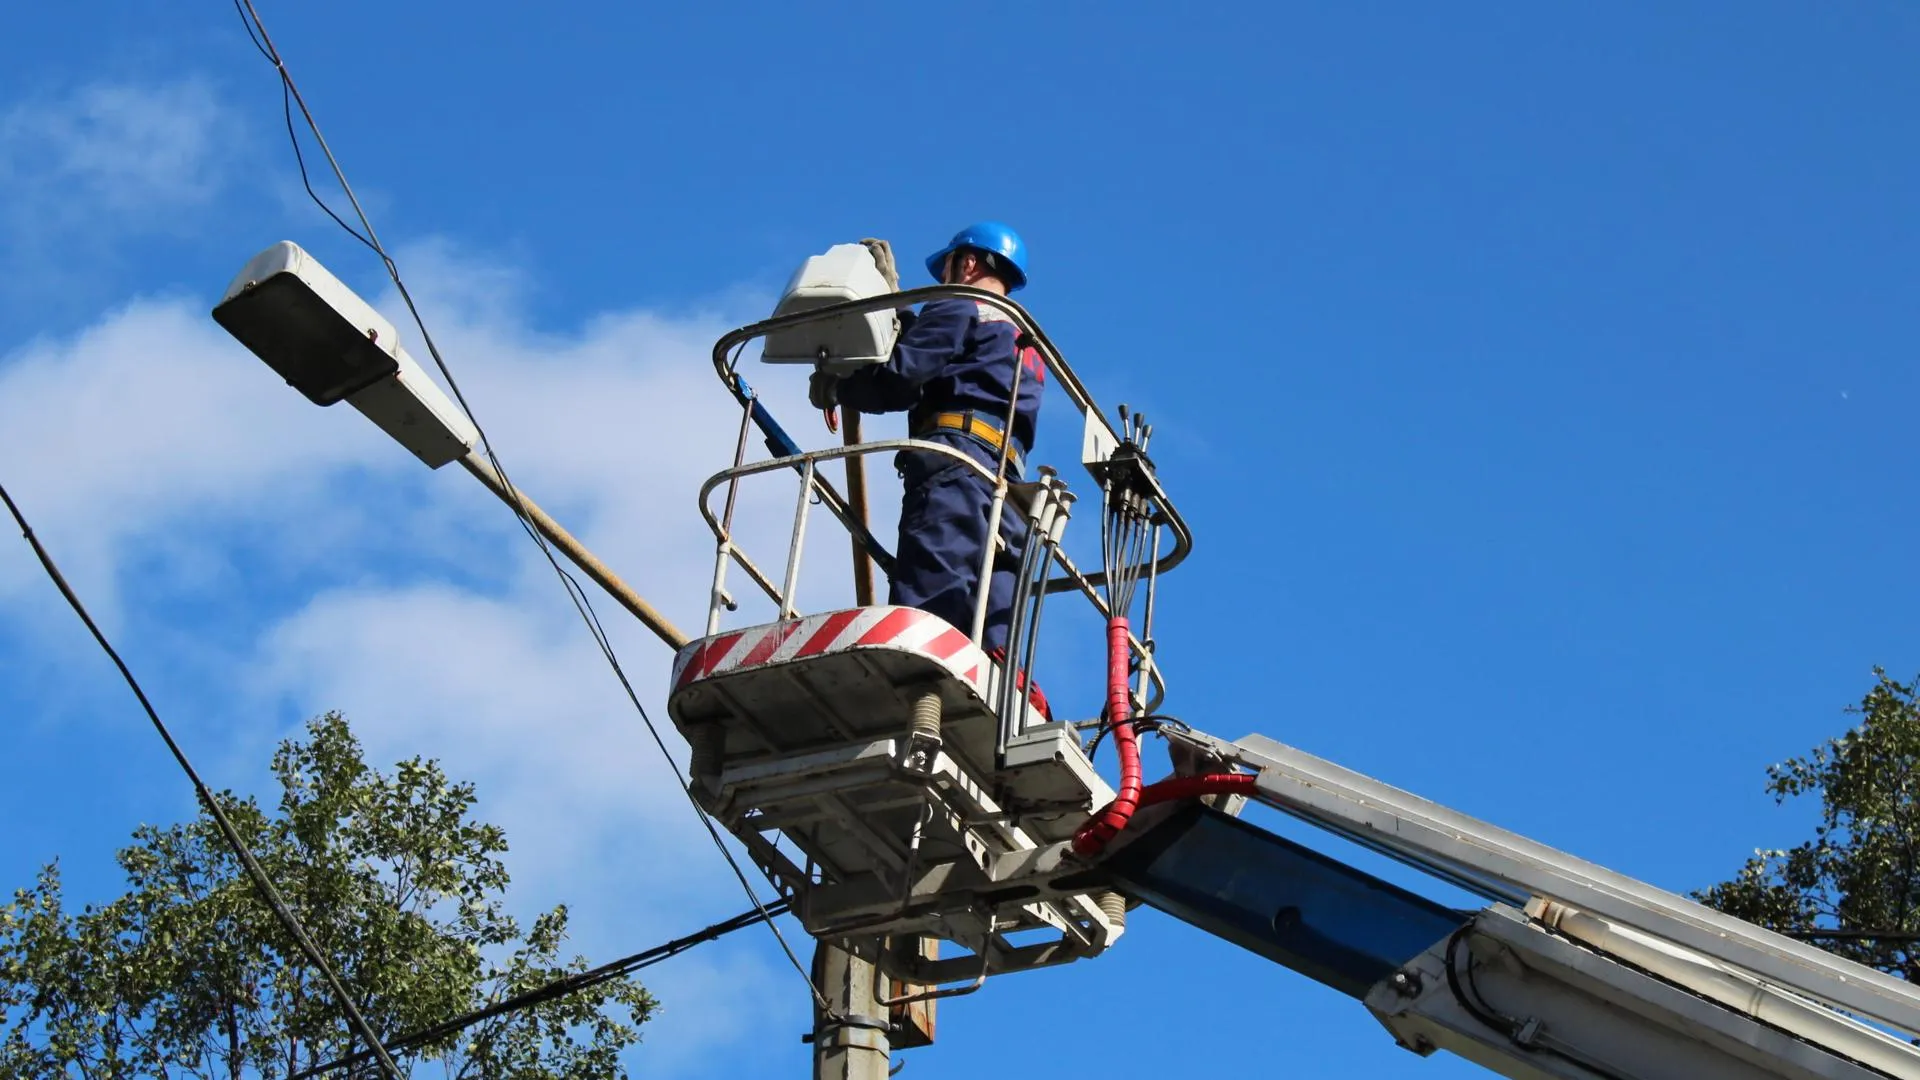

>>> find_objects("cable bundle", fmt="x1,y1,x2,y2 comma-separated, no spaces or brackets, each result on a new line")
1072,410,1158,855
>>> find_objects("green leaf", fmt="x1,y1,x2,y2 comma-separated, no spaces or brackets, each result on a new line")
1697,671,1920,983
0,711,655,1078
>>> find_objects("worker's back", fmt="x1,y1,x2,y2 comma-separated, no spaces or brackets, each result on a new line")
840,296,1045,479
900,298,1045,464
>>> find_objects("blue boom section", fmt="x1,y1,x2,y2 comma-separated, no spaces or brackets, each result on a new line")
1103,805,1471,999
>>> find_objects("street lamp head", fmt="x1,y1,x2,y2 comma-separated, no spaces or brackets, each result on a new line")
213,241,399,406
213,241,479,469
761,243,901,373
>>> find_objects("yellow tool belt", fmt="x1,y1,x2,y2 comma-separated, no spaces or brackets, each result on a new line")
913,411,1024,471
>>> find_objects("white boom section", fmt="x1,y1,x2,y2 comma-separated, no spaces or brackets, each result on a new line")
1370,905,1915,1080
1165,729,1920,1078
1185,730,1920,1036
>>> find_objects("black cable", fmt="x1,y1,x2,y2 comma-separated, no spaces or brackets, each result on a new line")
277,76,376,252
229,0,377,252
1444,926,1633,1080
1085,712,1183,757
230,0,272,61
1088,416,1157,773
1443,926,1518,1039
1780,928,1920,943
0,482,404,1080
1139,713,1190,735
290,899,790,1079
525,530,827,1012
230,0,828,1012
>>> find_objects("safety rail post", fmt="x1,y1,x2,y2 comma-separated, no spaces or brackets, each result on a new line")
969,328,1030,651
995,471,1073,760
968,483,1009,647
1024,476,1071,715
781,458,817,619
704,542,730,637
995,487,1041,754
705,396,758,635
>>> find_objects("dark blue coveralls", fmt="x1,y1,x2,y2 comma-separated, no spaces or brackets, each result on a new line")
837,298,1045,655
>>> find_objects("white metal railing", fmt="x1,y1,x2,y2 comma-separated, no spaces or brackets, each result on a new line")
693,433,1171,716
697,284,1187,726
708,284,1194,594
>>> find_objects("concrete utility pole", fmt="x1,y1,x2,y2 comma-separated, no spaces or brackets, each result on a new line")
468,447,911,1079
470,448,903,1079
813,940,892,1080
816,418,939,1078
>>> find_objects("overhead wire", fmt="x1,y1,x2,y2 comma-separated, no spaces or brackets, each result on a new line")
1780,928,1920,944
289,899,790,1079
227,0,827,1013
0,482,404,1080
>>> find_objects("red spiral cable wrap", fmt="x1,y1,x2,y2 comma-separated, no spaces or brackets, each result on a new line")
1135,771,1257,809
1072,617,1145,855
1072,615,1258,855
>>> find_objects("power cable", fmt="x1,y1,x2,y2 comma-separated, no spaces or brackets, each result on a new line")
0,481,404,1080
228,0,827,1011
1780,928,1920,944
1443,925,1633,1080
290,899,790,1079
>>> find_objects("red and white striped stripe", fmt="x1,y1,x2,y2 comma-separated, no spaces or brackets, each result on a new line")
671,606,986,693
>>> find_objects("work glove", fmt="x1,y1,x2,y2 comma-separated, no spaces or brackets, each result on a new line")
861,237,910,347
861,237,900,291
808,368,841,411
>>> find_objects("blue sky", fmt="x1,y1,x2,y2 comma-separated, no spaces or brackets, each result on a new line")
2,3,1916,1077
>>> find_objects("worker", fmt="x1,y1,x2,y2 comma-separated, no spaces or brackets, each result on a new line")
810,222,1044,661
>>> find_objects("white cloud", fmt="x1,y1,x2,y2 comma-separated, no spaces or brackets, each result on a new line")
0,238,869,1075
258,582,694,868
0,77,234,229
0,295,391,620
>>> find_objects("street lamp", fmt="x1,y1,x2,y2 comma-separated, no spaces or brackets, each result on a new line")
212,241,478,469
211,240,686,647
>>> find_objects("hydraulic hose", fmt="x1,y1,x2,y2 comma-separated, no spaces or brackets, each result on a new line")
1073,769,1257,857
1076,441,1239,857
1134,770,1256,810
1072,617,1145,855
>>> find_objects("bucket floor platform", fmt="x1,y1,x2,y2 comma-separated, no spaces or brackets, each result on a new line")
669,606,1122,967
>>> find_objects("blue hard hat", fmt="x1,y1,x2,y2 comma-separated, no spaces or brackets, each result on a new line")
925,221,1028,292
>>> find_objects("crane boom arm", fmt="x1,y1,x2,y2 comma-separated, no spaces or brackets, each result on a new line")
1102,731,1920,1080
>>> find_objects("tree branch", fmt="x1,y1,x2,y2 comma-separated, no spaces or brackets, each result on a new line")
122,1013,175,1080
288,971,303,1080
226,992,242,1080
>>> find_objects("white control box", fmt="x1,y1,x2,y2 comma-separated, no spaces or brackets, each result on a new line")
761,244,900,371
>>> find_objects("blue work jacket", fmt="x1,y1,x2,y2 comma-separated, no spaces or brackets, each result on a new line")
837,298,1045,478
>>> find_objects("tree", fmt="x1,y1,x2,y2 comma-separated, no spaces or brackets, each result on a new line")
1696,669,1920,982
0,712,656,1079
